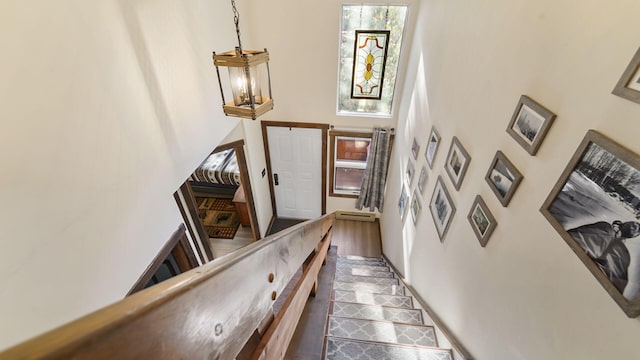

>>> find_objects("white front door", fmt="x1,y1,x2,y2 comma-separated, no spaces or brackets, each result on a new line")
266,126,322,219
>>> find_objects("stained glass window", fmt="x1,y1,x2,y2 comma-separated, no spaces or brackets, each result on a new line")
351,30,390,100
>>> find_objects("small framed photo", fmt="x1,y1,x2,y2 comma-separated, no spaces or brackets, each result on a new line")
467,195,497,247
406,159,415,185
445,136,471,191
398,184,409,220
429,176,456,242
417,166,428,194
424,127,441,168
506,95,556,156
541,130,640,317
411,138,420,160
612,47,640,104
410,190,422,225
485,151,523,207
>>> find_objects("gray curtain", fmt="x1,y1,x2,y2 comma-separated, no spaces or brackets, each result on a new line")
356,128,392,212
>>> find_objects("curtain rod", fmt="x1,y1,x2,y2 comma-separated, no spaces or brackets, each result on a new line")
330,125,395,133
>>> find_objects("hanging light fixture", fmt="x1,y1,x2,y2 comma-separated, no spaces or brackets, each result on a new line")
213,0,273,120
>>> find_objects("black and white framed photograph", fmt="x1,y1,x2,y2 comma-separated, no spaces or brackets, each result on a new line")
445,136,471,191
406,159,415,185
506,95,556,156
411,137,420,160
398,184,409,220
485,150,523,207
612,46,640,104
417,166,428,194
467,195,497,247
429,176,456,241
424,127,441,169
411,190,422,225
541,130,640,317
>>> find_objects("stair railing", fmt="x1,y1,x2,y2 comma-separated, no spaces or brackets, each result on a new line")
0,213,335,360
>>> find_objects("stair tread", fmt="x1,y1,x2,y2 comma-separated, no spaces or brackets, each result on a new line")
335,263,391,272
340,255,385,261
333,281,405,296
327,316,437,347
335,267,394,278
331,301,423,325
335,274,399,285
336,257,386,265
324,337,452,360
333,290,413,308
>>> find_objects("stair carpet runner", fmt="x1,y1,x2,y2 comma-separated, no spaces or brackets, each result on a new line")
324,255,453,360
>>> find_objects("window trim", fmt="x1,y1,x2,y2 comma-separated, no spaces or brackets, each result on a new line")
329,130,373,198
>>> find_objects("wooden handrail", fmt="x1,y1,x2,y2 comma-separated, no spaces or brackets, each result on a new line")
1,213,335,360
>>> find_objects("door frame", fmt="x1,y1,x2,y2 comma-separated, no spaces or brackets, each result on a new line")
261,121,329,219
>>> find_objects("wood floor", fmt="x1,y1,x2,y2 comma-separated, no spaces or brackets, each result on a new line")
330,219,381,257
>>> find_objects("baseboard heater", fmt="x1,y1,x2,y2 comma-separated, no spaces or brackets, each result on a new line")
335,211,376,222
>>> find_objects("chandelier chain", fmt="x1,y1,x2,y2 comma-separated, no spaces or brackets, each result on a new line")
231,0,243,52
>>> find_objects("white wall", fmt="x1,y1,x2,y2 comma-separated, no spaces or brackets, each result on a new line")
381,0,640,359
0,0,249,350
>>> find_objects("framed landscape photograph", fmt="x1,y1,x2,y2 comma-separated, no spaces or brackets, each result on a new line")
406,159,415,185
485,151,523,207
506,95,556,155
398,184,409,220
541,130,640,317
445,136,471,191
418,166,428,194
425,127,441,168
410,190,422,225
429,176,456,242
612,46,640,104
467,195,497,247
411,137,420,160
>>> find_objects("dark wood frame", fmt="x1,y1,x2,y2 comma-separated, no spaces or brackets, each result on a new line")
174,182,213,261
467,195,497,247
429,175,456,242
127,224,199,295
445,136,471,191
261,121,329,219
329,130,372,198
485,150,523,207
540,130,640,317
506,95,556,156
612,46,640,104
425,126,441,169
410,189,422,225
350,30,390,100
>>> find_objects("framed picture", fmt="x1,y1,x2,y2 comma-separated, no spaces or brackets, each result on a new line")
410,190,422,225
541,130,640,317
444,136,471,191
612,46,640,104
351,30,390,100
406,159,415,185
417,166,428,194
506,95,556,156
398,184,409,220
429,176,456,241
467,195,497,247
424,127,441,168
411,137,420,160
485,151,523,207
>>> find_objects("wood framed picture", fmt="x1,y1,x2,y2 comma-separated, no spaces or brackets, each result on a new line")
411,190,422,225
612,46,640,104
417,166,428,195
406,159,415,185
398,184,409,220
540,130,640,317
429,176,456,242
485,151,523,207
411,137,420,160
445,136,471,191
424,127,441,169
467,195,497,247
506,95,556,156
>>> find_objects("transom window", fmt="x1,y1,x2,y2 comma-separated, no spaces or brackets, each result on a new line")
337,4,409,116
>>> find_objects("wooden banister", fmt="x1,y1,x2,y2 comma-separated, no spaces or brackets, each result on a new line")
1,213,335,360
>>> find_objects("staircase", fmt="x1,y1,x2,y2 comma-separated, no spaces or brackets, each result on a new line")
323,255,454,360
